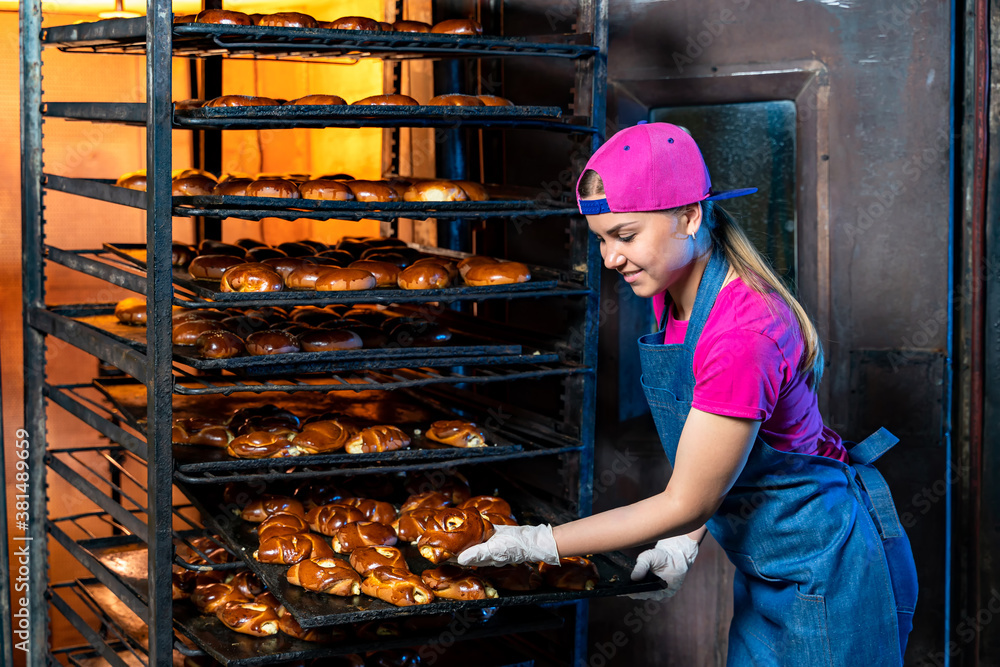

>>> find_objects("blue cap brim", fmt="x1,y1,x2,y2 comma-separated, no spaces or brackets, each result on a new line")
704,188,758,201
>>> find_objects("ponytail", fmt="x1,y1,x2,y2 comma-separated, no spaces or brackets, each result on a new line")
703,201,825,390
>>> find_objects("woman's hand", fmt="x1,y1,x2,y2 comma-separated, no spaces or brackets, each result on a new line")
628,534,700,600
456,524,561,567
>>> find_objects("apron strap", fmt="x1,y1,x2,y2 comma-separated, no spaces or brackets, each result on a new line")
682,249,729,347
848,428,902,540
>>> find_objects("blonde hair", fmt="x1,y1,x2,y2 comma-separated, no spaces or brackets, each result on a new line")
579,169,824,390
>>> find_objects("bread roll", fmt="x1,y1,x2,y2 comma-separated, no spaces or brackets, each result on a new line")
114,297,146,325
285,94,347,106
337,498,398,525
403,180,468,202
213,178,251,196
314,268,377,292
405,470,472,505
116,170,146,191
421,564,498,600
457,255,498,278
346,260,399,287
431,19,483,35
196,9,252,25
352,94,419,106
400,491,452,513
217,601,280,637
172,175,216,196
254,532,334,564
240,495,306,522
246,178,301,199
196,330,245,359
397,263,450,290
345,180,398,202
464,261,531,286
245,330,300,356
204,95,280,107
297,329,363,353
286,557,362,596
454,180,489,201
427,94,484,107
306,504,365,535
410,256,458,280
415,508,495,564
426,421,488,448
244,246,287,262
324,16,381,31
172,242,196,267
332,520,398,553
226,430,298,459
172,320,221,346
188,254,245,280
219,263,283,292
285,262,330,290
392,20,431,32
392,508,439,543
349,546,407,576
360,567,435,606
477,95,514,107
257,12,317,28
258,512,310,541
262,256,313,281
299,178,355,200
344,425,410,454
539,556,600,590
191,582,251,614
185,424,234,447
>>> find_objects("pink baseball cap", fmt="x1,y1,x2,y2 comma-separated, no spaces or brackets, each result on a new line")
576,121,757,215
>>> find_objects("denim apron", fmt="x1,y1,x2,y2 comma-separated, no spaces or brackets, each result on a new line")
638,250,918,666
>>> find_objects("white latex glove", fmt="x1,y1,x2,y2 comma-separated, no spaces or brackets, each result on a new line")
456,524,561,567
627,535,699,600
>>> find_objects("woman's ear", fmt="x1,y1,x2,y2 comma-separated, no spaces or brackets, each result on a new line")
679,204,703,237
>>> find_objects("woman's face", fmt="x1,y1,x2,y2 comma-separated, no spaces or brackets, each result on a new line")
585,204,701,298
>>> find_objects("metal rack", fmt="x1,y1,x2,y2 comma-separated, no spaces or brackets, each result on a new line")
20,1,609,665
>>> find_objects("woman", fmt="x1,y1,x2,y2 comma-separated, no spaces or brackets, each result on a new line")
458,122,918,665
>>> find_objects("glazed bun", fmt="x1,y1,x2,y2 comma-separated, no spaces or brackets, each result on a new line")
352,94,419,106
257,12,317,28
198,240,245,257
244,246,286,262
477,94,514,107
427,94,484,107
213,178,251,196
204,95,279,107
457,255,497,278
285,262,329,290
431,19,483,35
196,330,245,359
262,256,313,281
245,330,300,356
314,268,377,292
114,297,146,325
246,179,301,199
454,180,489,201
116,170,147,191
277,241,315,257
324,16,381,31
172,175,216,196
297,329,363,352
464,261,531,286
285,94,347,106
397,263,451,290
188,255,245,280
219,263,284,293
348,260,399,287
172,320,221,346
403,180,468,202
299,179,355,201
392,20,431,32
346,180,398,202
196,9,252,25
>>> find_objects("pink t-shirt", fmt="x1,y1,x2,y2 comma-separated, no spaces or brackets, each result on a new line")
655,279,848,463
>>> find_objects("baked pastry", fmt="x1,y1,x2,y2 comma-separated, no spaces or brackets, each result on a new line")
403,180,468,202
427,94,484,107
306,503,365,536
404,470,472,505
431,19,483,35
539,556,600,590
255,532,335,564
397,263,450,290
228,571,266,599
477,563,543,591
421,564,498,600
344,425,411,454
172,175,216,196
360,567,435,606
477,95,514,107
324,16,381,31
286,557,362,595
172,320,221,346
314,267,377,292
245,330,300,356
455,180,489,201
464,261,531,286
262,257,313,282
345,180,398,202
198,239,244,256
195,330,245,359
226,430,298,459
400,491,453,513
332,521,398,553
246,178,301,198
213,178,251,196
243,246,287,262
392,20,431,32
217,600,280,637
426,421,488,448
352,94,419,106
219,263,283,293
116,170,146,191
317,249,355,265
457,255,498,278
392,508,438,543
114,297,146,325
229,405,300,433
294,420,356,454
298,329,363,353
204,95,279,107
349,546,407,576
188,254,245,280
257,12,317,28
285,262,332,290
258,512,311,541
416,508,495,564
196,9,252,25
337,498,397,525
410,256,458,280
459,495,514,520
347,260,399,287
191,581,251,614
299,178,355,200
172,242,196,267
241,496,306,523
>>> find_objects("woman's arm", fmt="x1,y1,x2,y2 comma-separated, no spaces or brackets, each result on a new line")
552,408,760,557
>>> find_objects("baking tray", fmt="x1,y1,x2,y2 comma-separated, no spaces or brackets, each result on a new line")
179,482,665,629
103,242,566,301
71,540,562,667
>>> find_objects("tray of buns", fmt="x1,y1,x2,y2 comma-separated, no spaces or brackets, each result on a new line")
45,15,598,61
176,479,665,629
